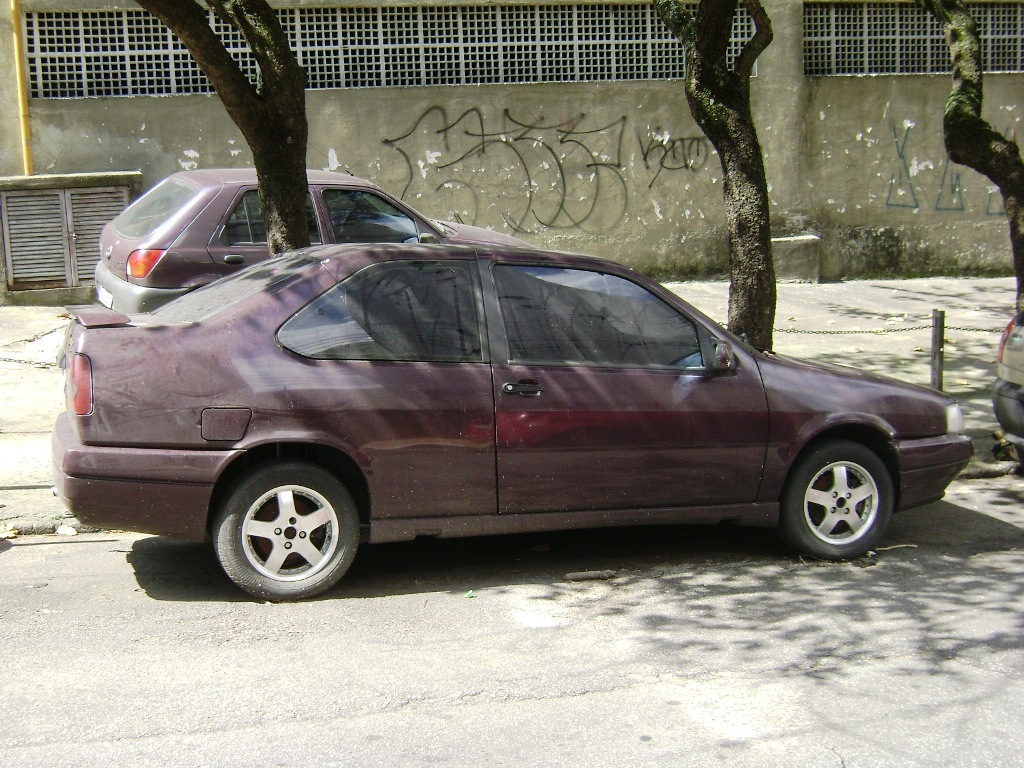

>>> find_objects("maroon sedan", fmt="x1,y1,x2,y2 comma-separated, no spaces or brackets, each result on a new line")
54,244,972,600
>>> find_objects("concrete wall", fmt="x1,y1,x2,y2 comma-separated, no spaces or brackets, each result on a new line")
1,0,1021,283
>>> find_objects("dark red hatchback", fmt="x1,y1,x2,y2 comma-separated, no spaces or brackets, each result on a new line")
53,244,972,600
94,168,527,314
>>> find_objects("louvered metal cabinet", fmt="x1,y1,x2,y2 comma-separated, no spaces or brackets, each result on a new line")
1,186,128,290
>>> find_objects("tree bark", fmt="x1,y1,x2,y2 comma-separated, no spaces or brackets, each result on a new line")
655,0,776,350
135,0,310,254
917,0,1024,310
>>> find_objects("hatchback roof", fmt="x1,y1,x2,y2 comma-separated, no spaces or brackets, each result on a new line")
166,167,382,189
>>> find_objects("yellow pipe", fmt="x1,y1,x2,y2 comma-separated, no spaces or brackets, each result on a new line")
12,0,32,175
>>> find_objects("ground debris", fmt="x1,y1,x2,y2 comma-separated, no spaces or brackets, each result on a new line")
564,570,617,582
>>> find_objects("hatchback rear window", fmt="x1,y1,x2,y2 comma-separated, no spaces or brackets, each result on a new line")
113,178,200,239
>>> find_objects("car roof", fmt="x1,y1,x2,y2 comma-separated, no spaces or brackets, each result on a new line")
305,242,641,281
167,167,382,191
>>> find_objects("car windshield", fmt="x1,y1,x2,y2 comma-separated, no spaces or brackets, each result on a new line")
153,253,322,322
113,178,200,239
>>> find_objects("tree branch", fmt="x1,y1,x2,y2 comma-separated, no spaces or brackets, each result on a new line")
207,0,306,96
736,0,773,78
652,0,695,47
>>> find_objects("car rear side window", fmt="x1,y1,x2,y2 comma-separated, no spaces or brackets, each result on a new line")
218,190,322,246
113,178,199,239
322,189,419,244
154,253,322,323
493,265,703,368
279,261,482,363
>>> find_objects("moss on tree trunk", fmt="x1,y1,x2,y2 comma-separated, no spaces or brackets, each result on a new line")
918,0,1024,310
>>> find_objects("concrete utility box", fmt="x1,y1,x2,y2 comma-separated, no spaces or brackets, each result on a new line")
772,234,825,283
0,171,142,305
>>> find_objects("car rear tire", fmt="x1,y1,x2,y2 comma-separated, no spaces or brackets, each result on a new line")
212,461,359,601
779,440,893,560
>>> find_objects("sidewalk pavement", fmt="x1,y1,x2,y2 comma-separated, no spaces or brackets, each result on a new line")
0,276,1018,537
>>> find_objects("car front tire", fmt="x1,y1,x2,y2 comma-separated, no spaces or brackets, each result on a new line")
779,440,894,560
212,461,360,601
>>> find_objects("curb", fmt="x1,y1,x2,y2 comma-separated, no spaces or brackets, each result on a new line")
959,463,1019,480
0,516,99,538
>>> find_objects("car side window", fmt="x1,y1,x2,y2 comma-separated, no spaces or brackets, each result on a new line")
279,261,482,363
322,189,419,244
493,265,703,368
219,190,321,246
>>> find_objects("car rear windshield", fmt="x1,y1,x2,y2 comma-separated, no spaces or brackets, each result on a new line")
113,178,200,239
153,253,322,323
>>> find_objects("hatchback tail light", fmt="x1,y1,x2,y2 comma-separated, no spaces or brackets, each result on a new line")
67,353,94,416
998,315,1020,364
127,249,166,279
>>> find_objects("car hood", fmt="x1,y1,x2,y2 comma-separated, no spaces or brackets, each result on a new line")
434,220,531,247
754,351,952,439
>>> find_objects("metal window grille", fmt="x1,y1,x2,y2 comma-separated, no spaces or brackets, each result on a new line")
805,2,1024,76
23,4,756,99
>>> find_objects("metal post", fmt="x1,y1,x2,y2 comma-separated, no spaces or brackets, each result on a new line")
931,309,945,391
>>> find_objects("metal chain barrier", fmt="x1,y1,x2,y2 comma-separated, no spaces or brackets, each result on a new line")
0,356,56,369
774,325,1002,335
775,310,1003,392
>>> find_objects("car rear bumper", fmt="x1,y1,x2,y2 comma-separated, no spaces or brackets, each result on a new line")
895,433,973,509
994,378,1024,445
94,260,190,314
52,412,240,540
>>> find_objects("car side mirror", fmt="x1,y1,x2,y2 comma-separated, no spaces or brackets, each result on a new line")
710,340,737,373
418,231,440,244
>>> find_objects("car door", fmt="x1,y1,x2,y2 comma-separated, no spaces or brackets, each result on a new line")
484,262,770,516
207,188,322,275
277,258,496,520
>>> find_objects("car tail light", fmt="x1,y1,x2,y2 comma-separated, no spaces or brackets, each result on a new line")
67,353,93,416
998,316,1019,364
127,249,166,278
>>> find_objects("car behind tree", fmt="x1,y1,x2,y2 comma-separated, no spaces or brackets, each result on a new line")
94,168,528,313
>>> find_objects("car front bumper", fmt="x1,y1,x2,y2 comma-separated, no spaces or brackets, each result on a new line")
994,378,1024,447
52,412,241,540
894,432,974,509
94,260,190,314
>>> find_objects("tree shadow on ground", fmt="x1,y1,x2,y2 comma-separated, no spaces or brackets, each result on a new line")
127,495,1024,677
128,495,1024,604
126,522,782,603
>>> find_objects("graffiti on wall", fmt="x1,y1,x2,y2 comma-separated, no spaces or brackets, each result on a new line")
638,132,711,187
886,125,920,210
383,107,713,234
935,158,965,212
887,122,1016,216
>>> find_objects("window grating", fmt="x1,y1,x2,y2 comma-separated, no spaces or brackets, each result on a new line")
805,2,1024,76
24,4,757,99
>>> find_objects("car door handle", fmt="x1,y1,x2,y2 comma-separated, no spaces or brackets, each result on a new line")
502,380,543,397
223,254,245,265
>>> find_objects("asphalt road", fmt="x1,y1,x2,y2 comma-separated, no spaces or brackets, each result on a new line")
2,475,1023,767
2,276,1022,766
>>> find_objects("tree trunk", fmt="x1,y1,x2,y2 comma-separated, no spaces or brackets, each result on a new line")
917,0,1024,310
135,0,310,254
655,0,776,350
